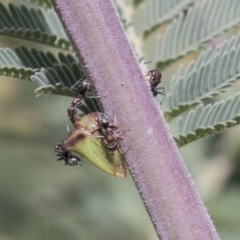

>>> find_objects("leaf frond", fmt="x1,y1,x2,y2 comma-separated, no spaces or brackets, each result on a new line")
0,65,37,80
0,46,84,87
156,0,240,69
32,68,100,114
31,63,84,96
164,31,240,120
0,3,71,50
174,92,240,147
136,0,196,37
0,46,99,114
0,47,38,80
14,45,77,69
3,46,85,94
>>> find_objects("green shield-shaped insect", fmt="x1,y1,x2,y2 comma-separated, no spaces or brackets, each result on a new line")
60,112,126,178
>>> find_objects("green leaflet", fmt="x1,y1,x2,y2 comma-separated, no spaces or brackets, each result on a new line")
174,92,240,147
164,31,240,120
0,47,99,114
136,0,195,37
155,0,240,69
0,3,71,50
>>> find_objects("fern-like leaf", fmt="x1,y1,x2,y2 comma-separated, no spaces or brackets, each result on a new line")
14,45,78,69
0,47,38,80
174,92,240,147
135,0,195,37
164,32,240,121
0,46,78,73
1,46,86,95
0,46,83,90
31,63,84,96
32,68,100,114
14,46,99,113
0,46,99,113
0,3,71,50
156,0,240,69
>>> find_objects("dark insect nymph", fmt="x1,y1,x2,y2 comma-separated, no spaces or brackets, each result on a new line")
146,69,166,104
55,141,82,166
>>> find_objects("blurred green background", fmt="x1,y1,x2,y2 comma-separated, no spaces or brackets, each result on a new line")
1,0,240,240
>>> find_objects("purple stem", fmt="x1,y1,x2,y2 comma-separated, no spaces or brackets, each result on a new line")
51,0,220,239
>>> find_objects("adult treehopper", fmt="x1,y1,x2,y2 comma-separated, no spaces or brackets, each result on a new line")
55,112,126,178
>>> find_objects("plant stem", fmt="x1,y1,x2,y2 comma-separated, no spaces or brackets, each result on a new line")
51,0,220,239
